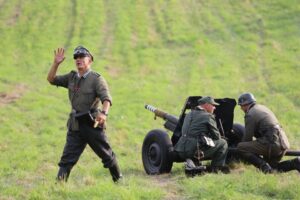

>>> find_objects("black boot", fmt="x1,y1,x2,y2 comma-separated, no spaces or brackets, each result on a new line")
277,157,300,172
109,164,123,182
239,152,272,174
292,157,300,172
260,163,273,174
56,167,71,182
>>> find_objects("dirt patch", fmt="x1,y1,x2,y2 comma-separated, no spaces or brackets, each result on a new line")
104,66,123,78
0,84,27,106
150,174,183,200
6,2,22,26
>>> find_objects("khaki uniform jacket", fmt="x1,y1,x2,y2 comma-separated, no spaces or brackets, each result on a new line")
243,104,290,149
174,107,221,157
51,70,112,130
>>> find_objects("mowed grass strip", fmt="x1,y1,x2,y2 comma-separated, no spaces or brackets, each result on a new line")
0,1,300,199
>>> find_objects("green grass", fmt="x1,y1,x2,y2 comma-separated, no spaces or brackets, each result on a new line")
0,0,300,199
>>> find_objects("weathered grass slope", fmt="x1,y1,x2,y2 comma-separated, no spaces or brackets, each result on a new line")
0,0,299,199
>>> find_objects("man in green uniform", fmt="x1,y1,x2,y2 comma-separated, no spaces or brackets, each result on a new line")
174,96,229,173
237,92,300,173
47,46,122,182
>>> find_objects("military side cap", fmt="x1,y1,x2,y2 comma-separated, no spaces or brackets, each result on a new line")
73,46,94,61
198,96,219,106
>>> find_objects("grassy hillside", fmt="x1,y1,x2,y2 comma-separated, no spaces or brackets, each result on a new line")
0,0,300,199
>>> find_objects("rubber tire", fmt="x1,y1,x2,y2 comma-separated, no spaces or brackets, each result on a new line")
232,123,245,146
142,129,173,175
226,123,245,164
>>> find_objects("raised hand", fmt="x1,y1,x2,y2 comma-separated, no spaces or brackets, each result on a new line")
54,48,66,65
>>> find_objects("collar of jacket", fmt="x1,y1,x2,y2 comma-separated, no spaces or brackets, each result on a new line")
77,69,91,79
195,106,205,111
246,103,256,113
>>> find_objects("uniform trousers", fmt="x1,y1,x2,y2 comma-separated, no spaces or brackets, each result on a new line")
58,123,116,170
237,140,283,166
177,138,228,167
202,138,228,167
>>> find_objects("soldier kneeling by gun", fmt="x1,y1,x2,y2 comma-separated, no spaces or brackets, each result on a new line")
174,96,230,176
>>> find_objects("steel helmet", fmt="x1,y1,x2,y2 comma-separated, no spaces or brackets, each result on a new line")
238,93,256,106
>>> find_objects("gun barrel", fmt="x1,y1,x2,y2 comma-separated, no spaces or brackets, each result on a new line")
144,104,156,112
145,104,168,119
228,147,300,157
145,104,179,131
285,150,300,156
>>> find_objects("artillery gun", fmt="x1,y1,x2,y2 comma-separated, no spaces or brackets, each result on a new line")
142,96,300,175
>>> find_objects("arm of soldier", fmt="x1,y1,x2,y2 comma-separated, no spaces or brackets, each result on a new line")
47,48,65,83
243,115,255,142
95,100,111,126
94,76,112,126
95,75,112,106
207,116,221,140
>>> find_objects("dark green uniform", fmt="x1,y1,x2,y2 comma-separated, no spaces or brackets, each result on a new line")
51,70,118,181
174,107,228,167
237,104,289,161
237,103,299,173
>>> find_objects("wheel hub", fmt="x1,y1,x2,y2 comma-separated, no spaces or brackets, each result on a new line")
148,143,161,166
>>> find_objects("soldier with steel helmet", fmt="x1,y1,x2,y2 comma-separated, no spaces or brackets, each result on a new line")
237,92,300,173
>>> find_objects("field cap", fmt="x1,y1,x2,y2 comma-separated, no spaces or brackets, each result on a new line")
73,46,94,61
198,96,219,106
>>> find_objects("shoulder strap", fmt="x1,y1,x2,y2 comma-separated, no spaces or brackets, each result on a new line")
91,71,101,77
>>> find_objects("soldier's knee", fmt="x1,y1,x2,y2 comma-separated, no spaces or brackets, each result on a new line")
219,138,228,149
237,142,243,149
237,142,247,152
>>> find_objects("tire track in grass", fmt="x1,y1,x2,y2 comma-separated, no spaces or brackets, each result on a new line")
209,1,269,94
64,0,77,49
138,4,186,192
0,0,19,26
147,1,168,43
249,2,275,96
96,0,123,79
252,3,299,110
98,0,116,60
5,0,21,26
256,17,270,90
253,5,300,119
147,1,196,97
0,0,8,12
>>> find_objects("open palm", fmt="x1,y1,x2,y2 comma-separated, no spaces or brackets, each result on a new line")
54,48,65,65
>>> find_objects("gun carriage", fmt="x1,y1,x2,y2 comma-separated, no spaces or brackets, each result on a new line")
142,96,300,175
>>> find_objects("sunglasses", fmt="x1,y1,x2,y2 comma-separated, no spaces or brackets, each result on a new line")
73,53,89,59
73,47,93,61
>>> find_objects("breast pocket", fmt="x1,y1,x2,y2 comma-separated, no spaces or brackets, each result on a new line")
68,82,75,92
68,83,76,100
81,89,96,106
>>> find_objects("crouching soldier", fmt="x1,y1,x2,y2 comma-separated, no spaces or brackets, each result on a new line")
174,96,229,175
237,92,300,173
47,46,122,182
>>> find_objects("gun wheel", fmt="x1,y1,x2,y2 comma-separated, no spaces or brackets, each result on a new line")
231,123,245,146
226,123,245,163
142,129,173,175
